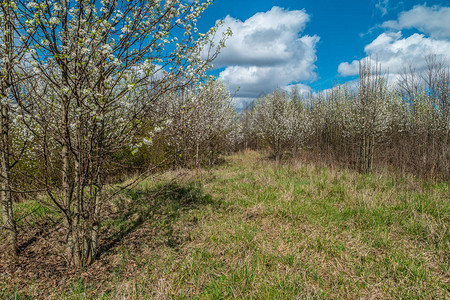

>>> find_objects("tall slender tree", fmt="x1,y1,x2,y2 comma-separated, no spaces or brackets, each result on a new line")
0,0,34,258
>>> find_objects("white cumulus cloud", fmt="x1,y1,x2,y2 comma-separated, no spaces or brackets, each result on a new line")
339,4,450,77
382,5,450,39
213,7,319,105
282,83,312,96
338,32,450,76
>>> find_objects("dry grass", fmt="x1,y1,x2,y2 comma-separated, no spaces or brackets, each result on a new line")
1,150,448,299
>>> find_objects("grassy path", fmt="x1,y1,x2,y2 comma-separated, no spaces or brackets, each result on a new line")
3,151,449,299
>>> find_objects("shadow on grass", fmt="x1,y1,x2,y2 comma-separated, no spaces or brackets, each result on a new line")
99,182,215,257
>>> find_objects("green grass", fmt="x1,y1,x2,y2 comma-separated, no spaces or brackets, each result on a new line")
2,151,449,299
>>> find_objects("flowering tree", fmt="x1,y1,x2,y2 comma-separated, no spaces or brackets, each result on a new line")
395,55,449,176
0,0,35,258
355,59,391,172
286,92,312,156
189,79,234,170
252,89,291,160
150,78,234,171
15,0,228,267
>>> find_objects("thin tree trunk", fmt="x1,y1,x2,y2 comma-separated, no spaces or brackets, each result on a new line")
60,0,78,266
87,123,104,265
88,181,102,265
0,2,18,258
1,104,17,258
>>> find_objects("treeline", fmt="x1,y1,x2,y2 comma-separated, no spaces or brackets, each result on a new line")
233,57,449,178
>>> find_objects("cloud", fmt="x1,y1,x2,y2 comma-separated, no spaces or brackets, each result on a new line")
382,5,450,38
232,97,255,111
283,83,312,95
340,5,450,77
214,7,319,99
375,0,390,16
338,31,450,76
232,84,312,111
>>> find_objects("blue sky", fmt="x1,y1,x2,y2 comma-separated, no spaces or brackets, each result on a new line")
196,0,450,108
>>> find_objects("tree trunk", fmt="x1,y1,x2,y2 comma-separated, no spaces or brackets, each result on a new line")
87,182,102,265
0,1,18,259
1,104,17,258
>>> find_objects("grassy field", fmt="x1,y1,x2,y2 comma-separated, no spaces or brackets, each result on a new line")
1,151,449,299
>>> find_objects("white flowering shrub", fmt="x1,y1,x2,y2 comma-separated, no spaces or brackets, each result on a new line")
251,89,291,159
145,79,235,169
